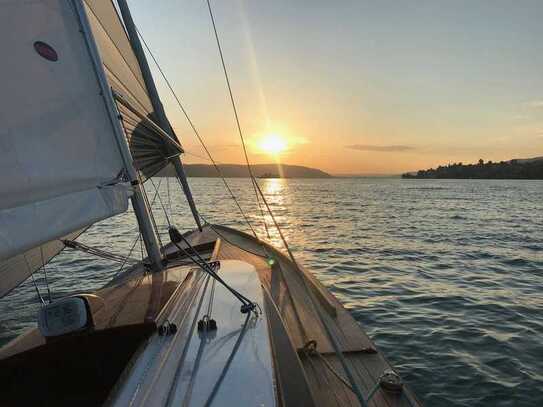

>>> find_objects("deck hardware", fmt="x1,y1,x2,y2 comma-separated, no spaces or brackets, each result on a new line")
379,369,403,393
198,315,217,332
207,260,221,272
158,321,177,336
240,302,257,314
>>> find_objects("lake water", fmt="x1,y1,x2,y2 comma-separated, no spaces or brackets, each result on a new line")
1,177,542,406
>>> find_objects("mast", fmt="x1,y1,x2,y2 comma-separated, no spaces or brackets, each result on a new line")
116,0,203,232
74,0,163,271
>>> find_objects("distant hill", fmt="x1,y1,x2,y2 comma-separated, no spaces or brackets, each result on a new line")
402,157,543,179
158,163,331,178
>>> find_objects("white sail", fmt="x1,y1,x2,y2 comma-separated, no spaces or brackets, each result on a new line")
0,0,132,296
0,229,85,299
84,0,154,116
84,0,183,179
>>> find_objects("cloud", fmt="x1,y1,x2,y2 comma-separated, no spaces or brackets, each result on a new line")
345,144,414,152
526,100,543,109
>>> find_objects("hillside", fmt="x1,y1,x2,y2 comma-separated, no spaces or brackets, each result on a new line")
158,163,331,178
402,157,543,179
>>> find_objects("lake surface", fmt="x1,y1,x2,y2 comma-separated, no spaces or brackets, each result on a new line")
1,177,542,406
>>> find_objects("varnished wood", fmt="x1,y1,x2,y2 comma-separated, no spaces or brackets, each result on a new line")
184,225,422,407
0,226,422,407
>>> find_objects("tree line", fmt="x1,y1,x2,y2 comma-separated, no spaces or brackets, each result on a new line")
402,159,543,179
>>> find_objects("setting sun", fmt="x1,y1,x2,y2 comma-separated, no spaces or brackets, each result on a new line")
258,133,287,155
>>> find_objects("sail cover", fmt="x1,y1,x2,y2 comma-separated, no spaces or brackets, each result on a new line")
0,0,132,297
83,0,182,179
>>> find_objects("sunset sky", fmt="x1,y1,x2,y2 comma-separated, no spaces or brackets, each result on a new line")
130,0,543,175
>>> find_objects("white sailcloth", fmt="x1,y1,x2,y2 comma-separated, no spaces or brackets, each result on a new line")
84,0,183,179
84,0,154,116
0,0,131,297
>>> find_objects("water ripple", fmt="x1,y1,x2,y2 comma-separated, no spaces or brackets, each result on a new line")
1,178,542,406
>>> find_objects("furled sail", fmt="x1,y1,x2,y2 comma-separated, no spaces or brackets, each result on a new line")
0,0,132,297
83,0,183,180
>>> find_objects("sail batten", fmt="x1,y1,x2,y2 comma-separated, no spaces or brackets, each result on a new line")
83,0,183,179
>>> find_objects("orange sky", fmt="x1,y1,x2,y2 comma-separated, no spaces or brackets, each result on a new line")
132,1,543,175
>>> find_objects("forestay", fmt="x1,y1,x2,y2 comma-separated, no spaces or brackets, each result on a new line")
83,0,183,179
0,0,131,297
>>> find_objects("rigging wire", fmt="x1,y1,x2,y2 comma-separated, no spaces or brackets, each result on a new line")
121,174,168,274
183,150,213,162
133,11,371,407
115,234,141,277
168,226,258,314
40,245,52,303
204,0,270,239
204,2,369,405
149,176,171,227
135,26,261,240
22,252,45,305
65,175,168,278
167,173,172,216
30,272,46,305
139,172,164,248
63,240,140,265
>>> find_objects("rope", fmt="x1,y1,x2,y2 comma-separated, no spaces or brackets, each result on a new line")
169,226,259,314
171,241,254,311
63,240,140,265
135,27,259,239
365,382,380,404
304,344,344,406
205,0,270,239
302,341,354,393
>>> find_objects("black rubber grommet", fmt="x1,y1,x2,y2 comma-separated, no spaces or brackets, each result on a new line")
208,319,217,330
197,320,205,331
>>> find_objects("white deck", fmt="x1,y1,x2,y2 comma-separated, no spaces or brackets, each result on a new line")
110,260,276,407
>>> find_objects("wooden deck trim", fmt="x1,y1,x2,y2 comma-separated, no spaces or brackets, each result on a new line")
263,287,316,407
188,225,423,407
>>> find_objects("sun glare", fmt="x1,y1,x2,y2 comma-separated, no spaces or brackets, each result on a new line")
258,133,287,155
